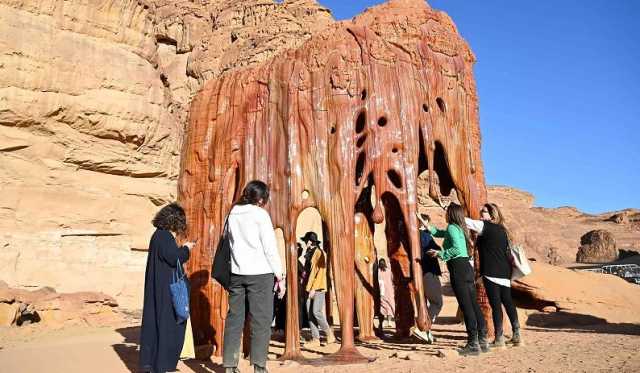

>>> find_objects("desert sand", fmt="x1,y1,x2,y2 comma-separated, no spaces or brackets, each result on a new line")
2,293,639,373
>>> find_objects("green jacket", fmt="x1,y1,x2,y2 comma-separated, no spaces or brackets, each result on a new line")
429,224,468,262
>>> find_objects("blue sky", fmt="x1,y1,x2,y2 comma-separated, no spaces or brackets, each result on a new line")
318,0,640,213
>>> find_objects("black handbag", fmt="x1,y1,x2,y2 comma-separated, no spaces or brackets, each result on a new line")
211,217,232,290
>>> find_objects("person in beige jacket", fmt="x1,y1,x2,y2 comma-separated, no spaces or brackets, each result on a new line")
301,232,335,347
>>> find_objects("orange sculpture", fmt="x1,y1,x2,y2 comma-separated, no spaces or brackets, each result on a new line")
178,0,487,362
354,212,377,341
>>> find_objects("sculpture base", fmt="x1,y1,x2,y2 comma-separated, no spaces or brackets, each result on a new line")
306,346,374,366
277,350,305,362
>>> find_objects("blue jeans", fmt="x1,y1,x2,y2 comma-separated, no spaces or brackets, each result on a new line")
306,291,330,339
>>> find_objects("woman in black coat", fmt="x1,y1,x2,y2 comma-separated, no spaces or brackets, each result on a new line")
140,203,196,373
465,203,522,348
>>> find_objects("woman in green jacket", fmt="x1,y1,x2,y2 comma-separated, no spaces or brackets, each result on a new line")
423,203,488,355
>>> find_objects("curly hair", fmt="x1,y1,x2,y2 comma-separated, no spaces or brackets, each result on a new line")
152,202,187,234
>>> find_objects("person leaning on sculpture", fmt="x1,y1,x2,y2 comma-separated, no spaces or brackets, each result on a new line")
424,203,489,356
465,203,522,348
300,231,336,347
222,180,285,373
140,203,196,373
415,213,443,344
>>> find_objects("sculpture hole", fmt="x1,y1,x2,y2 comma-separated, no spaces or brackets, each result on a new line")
391,147,398,153
302,190,310,200
422,103,429,112
355,112,366,134
377,117,387,127
434,141,456,196
330,126,336,134
356,134,367,148
355,152,366,186
436,97,446,113
361,89,367,100
418,128,428,173
387,169,402,189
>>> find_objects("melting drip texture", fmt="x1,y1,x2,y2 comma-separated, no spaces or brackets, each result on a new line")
178,0,487,361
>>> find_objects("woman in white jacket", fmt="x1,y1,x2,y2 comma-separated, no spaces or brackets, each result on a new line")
223,180,284,373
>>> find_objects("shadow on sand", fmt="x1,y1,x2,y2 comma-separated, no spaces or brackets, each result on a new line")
112,326,227,373
526,311,640,336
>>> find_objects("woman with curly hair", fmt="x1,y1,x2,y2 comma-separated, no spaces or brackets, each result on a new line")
140,202,196,373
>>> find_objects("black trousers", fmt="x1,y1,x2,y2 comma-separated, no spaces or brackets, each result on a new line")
447,258,487,342
482,277,520,337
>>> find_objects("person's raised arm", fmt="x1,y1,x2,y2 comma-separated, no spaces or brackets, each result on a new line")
157,231,190,266
465,217,484,234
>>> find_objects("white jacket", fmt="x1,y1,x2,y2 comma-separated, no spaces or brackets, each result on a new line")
228,204,283,276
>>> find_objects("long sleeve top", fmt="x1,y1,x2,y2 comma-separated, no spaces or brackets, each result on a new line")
305,248,327,292
465,218,512,285
429,223,468,262
228,204,283,276
419,229,442,275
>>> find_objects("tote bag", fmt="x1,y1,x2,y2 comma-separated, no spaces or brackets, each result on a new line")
212,218,232,290
170,259,190,324
509,244,532,280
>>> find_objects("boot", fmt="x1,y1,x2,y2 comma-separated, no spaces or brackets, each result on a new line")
326,329,336,344
490,334,506,349
254,364,268,373
458,337,481,356
478,331,490,353
225,368,240,373
508,328,523,346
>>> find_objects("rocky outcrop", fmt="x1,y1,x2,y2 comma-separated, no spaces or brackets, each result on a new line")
0,0,333,309
0,281,120,328
512,263,640,325
576,230,617,263
487,186,640,265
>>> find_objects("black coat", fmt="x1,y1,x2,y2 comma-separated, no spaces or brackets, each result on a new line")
139,229,190,373
419,229,442,276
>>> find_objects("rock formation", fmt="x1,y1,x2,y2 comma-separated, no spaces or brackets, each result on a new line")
486,186,640,266
0,281,120,328
576,230,617,264
0,0,332,309
179,0,486,360
512,263,640,325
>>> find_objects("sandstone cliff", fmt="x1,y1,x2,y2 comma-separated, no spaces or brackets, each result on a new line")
0,0,332,308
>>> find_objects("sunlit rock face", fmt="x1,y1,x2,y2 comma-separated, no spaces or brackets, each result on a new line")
179,0,487,358
0,0,332,309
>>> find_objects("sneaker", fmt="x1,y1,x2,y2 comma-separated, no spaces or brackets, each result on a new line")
326,330,336,344
304,339,321,348
410,326,433,344
457,341,481,356
508,329,523,346
427,330,436,344
490,335,506,349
